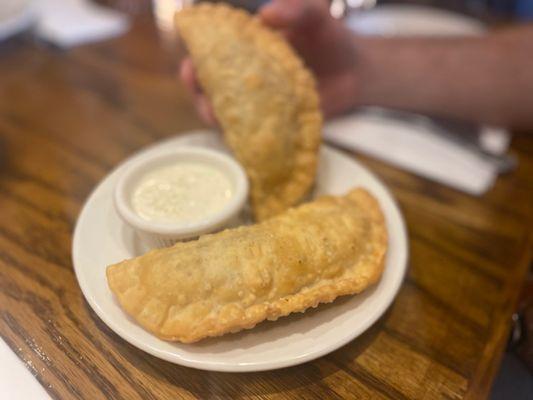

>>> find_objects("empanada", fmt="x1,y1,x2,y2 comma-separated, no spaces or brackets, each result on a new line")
107,188,387,343
175,3,322,221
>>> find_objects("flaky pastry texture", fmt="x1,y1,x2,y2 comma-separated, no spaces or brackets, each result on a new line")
107,188,387,343
175,3,322,221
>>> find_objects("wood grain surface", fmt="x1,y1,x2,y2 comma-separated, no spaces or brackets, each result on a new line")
0,9,532,400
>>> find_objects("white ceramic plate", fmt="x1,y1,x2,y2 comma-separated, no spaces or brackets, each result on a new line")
73,130,408,372
0,0,35,42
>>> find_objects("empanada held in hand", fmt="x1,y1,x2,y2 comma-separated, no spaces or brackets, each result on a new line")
107,188,387,343
176,3,322,221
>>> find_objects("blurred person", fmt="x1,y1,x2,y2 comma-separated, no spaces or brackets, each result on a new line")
179,0,533,130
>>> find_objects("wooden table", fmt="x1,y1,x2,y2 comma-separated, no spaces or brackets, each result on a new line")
0,12,531,400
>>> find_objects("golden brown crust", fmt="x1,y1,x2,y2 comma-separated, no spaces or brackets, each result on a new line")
175,3,322,221
107,188,387,343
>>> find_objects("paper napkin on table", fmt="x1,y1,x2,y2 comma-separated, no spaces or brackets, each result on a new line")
0,338,51,400
324,112,510,195
34,0,129,48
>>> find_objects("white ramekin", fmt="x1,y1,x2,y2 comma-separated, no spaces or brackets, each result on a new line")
114,146,249,248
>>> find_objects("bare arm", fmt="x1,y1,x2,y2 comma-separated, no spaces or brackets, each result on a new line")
354,25,533,129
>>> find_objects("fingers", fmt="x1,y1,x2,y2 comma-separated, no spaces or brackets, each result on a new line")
259,0,303,28
179,58,218,126
179,57,199,95
196,95,218,126
259,0,328,30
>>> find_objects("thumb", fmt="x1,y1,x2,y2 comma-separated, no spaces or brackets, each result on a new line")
259,0,329,30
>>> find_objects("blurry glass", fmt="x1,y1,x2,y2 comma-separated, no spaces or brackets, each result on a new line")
153,0,192,33
152,0,194,50
331,0,377,18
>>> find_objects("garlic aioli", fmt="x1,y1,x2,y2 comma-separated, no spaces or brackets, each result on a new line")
132,162,234,224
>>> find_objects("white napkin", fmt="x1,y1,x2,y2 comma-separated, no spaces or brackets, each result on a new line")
324,113,510,195
34,0,129,48
0,338,51,400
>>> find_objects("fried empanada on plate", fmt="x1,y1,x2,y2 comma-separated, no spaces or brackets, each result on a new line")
107,188,387,343
175,3,322,221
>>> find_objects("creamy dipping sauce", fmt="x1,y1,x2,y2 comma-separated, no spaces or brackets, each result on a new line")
132,162,234,224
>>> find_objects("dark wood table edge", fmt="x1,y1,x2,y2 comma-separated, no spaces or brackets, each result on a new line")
465,232,532,399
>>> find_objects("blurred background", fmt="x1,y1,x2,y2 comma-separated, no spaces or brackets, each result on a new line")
379,0,533,19
96,0,533,19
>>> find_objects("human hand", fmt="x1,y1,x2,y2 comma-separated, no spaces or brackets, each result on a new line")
179,0,359,126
